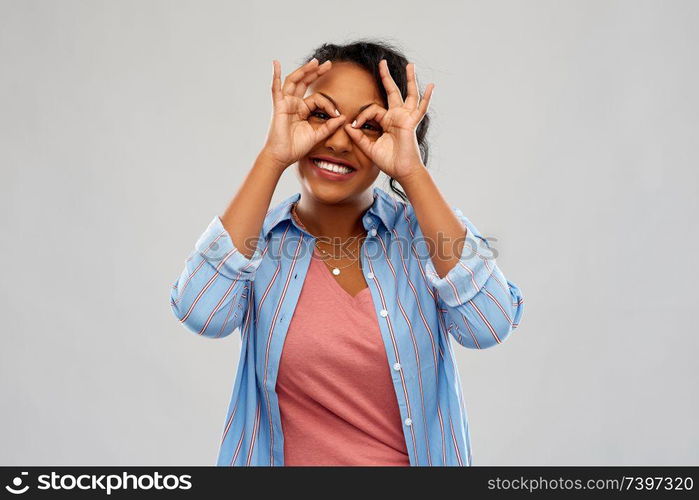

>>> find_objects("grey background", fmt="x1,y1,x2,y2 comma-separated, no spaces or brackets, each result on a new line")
1,0,696,465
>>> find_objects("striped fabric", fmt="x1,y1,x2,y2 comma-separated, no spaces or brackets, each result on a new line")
170,185,525,466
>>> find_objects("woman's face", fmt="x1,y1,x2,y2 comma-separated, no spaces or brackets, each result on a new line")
296,61,386,204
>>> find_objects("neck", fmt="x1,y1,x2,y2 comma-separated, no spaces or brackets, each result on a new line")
293,190,374,240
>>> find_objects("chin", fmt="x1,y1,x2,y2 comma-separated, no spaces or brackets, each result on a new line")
306,182,356,202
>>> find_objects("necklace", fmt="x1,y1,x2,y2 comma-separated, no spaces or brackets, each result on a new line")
291,202,364,276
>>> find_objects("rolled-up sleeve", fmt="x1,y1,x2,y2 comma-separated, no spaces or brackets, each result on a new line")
169,216,265,339
424,207,525,349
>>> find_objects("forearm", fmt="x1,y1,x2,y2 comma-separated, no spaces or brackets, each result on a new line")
398,166,467,279
220,150,286,259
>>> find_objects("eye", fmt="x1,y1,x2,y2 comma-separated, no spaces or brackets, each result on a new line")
362,122,382,133
310,111,382,134
310,110,330,120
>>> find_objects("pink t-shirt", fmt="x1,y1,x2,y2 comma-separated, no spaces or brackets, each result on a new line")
275,245,410,466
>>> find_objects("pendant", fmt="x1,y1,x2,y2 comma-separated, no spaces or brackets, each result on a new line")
332,268,340,275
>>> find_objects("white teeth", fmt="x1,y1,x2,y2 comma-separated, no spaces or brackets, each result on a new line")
313,159,353,174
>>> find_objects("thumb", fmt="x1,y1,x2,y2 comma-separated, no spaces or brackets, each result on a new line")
312,115,346,142
343,122,373,158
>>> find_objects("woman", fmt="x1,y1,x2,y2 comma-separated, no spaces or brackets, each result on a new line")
170,40,525,466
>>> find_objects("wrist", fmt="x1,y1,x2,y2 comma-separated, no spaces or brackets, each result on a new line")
395,163,429,187
256,148,289,174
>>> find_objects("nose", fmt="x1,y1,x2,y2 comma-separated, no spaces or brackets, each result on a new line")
323,122,352,154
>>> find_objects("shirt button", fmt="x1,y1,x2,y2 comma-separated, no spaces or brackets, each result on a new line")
393,362,401,371
367,272,374,279
404,418,412,426
369,228,377,237
379,309,388,317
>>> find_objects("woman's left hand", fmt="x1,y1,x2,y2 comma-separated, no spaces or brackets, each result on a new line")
343,60,434,182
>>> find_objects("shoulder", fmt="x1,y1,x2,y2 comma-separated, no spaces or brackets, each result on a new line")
379,186,473,238
372,186,413,233
261,192,301,238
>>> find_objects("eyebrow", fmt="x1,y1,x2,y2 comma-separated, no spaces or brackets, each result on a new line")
319,92,377,114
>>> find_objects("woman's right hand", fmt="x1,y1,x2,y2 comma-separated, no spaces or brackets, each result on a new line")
260,58,347,171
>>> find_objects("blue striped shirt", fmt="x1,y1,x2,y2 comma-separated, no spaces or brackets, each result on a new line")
169,185,525,466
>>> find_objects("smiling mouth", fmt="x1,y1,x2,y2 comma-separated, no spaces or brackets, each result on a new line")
311,158,356,175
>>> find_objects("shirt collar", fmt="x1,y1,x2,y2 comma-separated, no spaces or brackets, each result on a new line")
261,185,400,238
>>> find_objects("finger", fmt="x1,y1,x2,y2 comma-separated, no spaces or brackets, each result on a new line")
294,60,332,98
349,103,387,131
271,60,283,104
416,83,435,119
282,58,321,97
304,93,341,120
343,122,374,158
312,114,346,143
404,62,419,109
379,59,404,108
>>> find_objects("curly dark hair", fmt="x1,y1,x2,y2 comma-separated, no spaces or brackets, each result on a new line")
301,38,431,203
